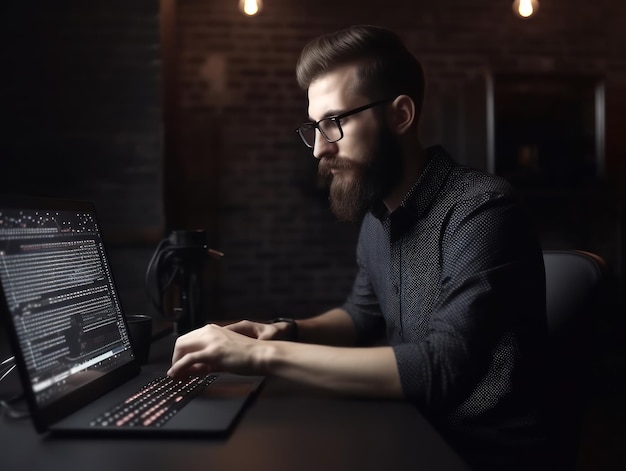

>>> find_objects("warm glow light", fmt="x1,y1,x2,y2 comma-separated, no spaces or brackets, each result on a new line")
513,0,539,19
519,0,534,17
239,0,262,16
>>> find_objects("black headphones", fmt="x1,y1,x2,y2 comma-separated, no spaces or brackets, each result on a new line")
145,230,213,321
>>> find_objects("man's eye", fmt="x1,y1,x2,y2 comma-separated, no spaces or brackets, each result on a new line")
319,119,336,131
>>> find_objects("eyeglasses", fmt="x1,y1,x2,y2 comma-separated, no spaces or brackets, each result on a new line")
295,99,390,149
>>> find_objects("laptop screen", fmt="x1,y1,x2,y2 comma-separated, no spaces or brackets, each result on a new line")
0,199,135,408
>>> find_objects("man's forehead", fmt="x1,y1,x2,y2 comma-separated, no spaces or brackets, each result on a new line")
306,65,361,119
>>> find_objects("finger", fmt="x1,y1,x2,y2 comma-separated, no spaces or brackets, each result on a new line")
257,325,277,341
170,328,208,365
224,320,259,338
170,335,207,370
223,320,248,331
227,320,277,341
168,362,209,379
167,351,209,378
171,337,193,366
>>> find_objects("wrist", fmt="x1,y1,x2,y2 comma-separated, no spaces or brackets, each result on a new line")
253,341,279,375
270,317,298,341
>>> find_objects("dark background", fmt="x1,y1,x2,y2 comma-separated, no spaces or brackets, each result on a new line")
1,1,625,467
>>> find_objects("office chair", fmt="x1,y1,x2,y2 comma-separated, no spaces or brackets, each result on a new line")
542,249,605,468
543,250,605,339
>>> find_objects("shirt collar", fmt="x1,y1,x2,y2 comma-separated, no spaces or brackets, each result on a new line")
372,145,456,236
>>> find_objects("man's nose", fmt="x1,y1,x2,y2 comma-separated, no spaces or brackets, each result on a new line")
312,131,338,160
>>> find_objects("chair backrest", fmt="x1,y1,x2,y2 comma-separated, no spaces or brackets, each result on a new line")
541,250,605,467
543,249,605,339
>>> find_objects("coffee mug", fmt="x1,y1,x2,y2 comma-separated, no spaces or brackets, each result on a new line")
126,314,153,365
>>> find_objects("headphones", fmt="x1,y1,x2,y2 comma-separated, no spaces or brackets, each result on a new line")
145,230,219,325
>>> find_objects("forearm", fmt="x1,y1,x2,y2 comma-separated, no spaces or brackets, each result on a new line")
168,323,401,398
262,341,402,398
292,308,357,346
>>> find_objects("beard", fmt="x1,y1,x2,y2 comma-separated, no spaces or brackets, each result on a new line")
318,125,404,222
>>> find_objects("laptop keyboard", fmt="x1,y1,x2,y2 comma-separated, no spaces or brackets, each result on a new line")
90,375,217,428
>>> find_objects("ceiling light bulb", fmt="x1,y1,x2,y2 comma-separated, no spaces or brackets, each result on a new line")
239,0,262,16
513,0,539,18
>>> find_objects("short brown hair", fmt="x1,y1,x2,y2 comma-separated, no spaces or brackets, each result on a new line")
296,25,425,115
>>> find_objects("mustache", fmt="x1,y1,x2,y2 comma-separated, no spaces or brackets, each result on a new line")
317,157,362,178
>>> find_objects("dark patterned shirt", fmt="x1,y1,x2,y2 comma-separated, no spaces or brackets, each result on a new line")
342,146,548,467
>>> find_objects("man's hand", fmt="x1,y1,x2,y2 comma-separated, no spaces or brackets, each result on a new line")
166,324,271,379
223,319,291,340
165,311,401,399
166,322,402,399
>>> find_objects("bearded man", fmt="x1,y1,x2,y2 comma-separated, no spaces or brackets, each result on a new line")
168,25,552,470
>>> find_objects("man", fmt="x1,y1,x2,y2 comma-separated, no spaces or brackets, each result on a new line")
168,25,550,469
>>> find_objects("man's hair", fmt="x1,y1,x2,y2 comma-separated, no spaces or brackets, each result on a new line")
296,25,425,115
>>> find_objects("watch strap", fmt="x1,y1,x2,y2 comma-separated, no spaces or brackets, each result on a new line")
270,317,298,341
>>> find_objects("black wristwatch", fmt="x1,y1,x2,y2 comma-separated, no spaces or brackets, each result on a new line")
270,317,298,341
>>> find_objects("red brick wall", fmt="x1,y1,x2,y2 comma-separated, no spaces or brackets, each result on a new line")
169,0,626,319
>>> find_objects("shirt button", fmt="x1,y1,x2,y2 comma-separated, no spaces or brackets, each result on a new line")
393,284,399,294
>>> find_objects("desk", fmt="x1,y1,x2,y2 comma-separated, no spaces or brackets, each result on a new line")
0,334,469,471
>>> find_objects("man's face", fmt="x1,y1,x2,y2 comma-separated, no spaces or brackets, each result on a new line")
307,65,403,221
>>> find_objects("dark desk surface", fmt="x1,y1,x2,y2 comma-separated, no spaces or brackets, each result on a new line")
0,333,470,471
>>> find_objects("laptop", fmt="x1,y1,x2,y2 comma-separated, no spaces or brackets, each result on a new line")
0,195,264,436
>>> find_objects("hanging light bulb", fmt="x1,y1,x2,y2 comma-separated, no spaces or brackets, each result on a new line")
239,0,263,16
513,0,539,19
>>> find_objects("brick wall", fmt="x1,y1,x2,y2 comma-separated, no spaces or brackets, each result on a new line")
170,0,626,320
2,1,624,323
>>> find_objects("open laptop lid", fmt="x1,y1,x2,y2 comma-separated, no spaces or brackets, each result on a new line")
0,196,140,432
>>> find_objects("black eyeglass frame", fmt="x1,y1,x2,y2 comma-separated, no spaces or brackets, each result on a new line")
295,98,392,148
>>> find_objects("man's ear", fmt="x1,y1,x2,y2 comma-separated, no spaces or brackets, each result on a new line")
387,95,415,135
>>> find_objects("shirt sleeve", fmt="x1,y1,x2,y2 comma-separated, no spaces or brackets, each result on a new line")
393,190,546,413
